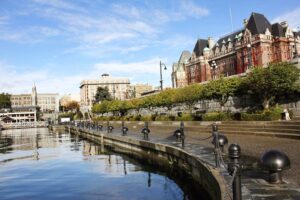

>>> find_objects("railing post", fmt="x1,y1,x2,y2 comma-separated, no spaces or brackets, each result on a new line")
228,144,242,200
212,122,220,167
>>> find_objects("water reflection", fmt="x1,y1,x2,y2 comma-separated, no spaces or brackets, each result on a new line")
0,128,210,200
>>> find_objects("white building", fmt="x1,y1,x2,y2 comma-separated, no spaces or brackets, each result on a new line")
37,93,59,112
10,85,59,113
0,111,36,123
80,74,130,107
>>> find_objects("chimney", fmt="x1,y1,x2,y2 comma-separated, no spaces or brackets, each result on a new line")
208,37,215,49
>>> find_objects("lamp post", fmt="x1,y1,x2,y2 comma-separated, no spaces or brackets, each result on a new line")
210,60,218,80
160,61,167,91
294,27,299,58
247,44,252,70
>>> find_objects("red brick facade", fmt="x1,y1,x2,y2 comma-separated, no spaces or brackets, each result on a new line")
183,13,300,85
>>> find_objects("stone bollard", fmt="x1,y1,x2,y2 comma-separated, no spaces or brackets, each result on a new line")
98,124,103,131
212,134,228,153
174,128,185,148
141,122,150,140
121,121,128,136
260,150,291,184
107,125,114,133
228,144,242,200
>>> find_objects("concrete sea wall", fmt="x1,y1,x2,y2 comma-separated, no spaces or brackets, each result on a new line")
59,126,229,200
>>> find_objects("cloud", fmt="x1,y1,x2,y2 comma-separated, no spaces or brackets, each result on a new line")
0,60,87,97
111,0,209,24
273,7,300,29
93,58,173,87
180,0,209,18
1,0,209,57
0,16,9,25
32,0,86,12
0,26,61,43
0,61,48,93
94,58,162,74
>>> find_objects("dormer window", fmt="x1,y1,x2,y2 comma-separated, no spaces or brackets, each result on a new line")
215,46,220,54
221,44,226,52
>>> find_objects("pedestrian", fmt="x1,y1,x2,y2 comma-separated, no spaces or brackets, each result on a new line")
284,109,291,121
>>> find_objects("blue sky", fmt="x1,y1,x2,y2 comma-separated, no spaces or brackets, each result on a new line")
0,0,300,99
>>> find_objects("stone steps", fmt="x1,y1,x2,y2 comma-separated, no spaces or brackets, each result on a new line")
215,129,300,139
98,120,300,139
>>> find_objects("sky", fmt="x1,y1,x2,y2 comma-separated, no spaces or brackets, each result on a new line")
0,0,300,99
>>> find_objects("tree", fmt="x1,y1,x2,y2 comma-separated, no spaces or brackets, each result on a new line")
241,62,300,109
93,100,110,115
204,77,241,111
0,93,11,109
64,101,79,112
94,87,112,103
174,84,203,113
153,89,176,110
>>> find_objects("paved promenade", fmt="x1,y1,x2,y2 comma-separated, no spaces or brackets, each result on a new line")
71,123,300,200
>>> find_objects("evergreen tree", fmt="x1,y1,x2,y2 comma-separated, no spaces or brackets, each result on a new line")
94,87,112,103
0,93,11,109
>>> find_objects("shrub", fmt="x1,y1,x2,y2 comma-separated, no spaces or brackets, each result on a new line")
241,113,265,121
169,115,176,121
241,107,283,121
133,115,141,121
155,115,170,121
175,114,194,121
141,115,152,121
202,112,231,121
151,114,158,121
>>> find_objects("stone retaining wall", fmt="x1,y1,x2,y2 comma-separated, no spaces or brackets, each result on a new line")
67,126,229,200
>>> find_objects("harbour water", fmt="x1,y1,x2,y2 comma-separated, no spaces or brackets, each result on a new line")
0,128,210,200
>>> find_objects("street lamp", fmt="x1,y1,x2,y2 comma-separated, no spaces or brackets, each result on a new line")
160,61,167,91
294,27,299,58
247,43,252,70
210,60,218,80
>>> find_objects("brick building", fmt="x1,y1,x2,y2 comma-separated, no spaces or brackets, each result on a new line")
181,12,300,84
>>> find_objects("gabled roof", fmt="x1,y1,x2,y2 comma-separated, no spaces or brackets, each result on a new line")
193,39,208,57
212,29,243,51
178,50,191,64
246,12,272,35
272,23,285,37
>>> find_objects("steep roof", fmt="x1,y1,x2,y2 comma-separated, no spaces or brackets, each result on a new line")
246,12,272,35
272,23,285,37
178,50,191,64
212,29,243,51
193,39,208,57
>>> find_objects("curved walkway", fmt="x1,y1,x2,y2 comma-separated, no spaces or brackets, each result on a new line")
67,124,300,200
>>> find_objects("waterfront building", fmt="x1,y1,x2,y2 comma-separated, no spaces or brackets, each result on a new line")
10,85,59,113
0,111,36,123
183,12,300,84
80,74,130,107
172,51,191,88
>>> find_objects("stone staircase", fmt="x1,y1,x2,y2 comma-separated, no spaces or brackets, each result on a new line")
218,121,300,139
106,120,300,139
